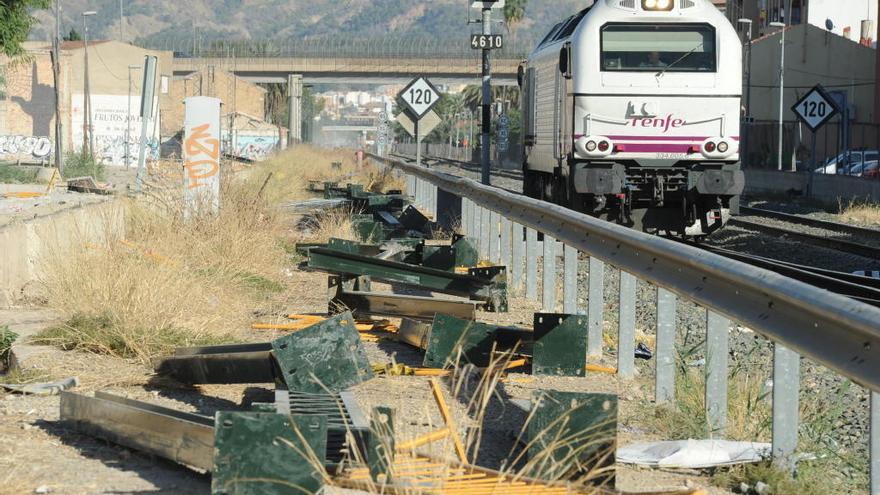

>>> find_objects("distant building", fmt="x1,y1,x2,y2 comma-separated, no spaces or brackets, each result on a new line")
0,40,173,166
724,0,877,44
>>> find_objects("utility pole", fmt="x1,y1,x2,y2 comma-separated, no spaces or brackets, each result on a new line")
52,0,64,174
480,5,492,185
738,18,753,168
82,11,97,158
126,65,141,169
771,22,786,171
119,0,124,41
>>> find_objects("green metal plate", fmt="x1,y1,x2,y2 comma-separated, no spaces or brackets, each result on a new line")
327,238,381,257
527,391,617,485
369,406,395,483
307,248,507,311
398,205,430,231
533,313,587,377
423,314,497,368
271,311,374,394
422,245,456,271
212,412,327,495
452,236,478,267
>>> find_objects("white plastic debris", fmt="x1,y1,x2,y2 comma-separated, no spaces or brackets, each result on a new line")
0,377,79,396
617,439,771,469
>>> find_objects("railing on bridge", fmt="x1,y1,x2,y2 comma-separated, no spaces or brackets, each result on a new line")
139,37,531,61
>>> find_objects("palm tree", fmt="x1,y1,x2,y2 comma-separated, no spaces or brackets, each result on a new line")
503,0,528,38
461,85,520,112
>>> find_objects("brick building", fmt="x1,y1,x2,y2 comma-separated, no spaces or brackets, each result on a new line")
0,44,71,163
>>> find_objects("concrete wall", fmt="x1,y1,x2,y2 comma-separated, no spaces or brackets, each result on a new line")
748,23,876,123
744,169,880,203
0,200,124,308
165,67,266,140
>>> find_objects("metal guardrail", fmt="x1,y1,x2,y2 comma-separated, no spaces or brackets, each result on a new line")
368,152,880,487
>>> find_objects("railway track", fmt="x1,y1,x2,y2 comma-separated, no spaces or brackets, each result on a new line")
387,151,880,304
731,207,880,260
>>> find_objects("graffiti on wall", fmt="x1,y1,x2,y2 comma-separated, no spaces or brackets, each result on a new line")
72,94,161,167
0,135,53,159
227,134,278,161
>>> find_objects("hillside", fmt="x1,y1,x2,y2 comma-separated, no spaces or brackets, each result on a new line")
28,0,588,53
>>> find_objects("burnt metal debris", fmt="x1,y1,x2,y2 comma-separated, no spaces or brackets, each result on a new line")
58,181,635,495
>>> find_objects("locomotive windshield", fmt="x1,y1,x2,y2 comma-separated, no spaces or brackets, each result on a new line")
600,23,716,72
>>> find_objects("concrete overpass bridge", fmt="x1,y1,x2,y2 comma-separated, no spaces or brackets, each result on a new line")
147,38,527,85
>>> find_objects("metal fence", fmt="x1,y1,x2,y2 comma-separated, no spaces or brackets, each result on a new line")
368,151,880,493
138,37,531,61
744,120,880,170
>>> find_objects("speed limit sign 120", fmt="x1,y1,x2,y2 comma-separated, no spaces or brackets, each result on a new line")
398,77,441,120
792,85,839,132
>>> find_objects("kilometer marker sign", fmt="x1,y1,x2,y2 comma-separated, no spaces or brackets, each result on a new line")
792,84,839,132
398,77,441,120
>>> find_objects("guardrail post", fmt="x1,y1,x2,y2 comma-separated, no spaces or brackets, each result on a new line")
618,271,636,378
490,211,501,263
470,200,479,242
542,234,557,312
500,217,511,269
526,227,538,300
563,245,577,314
461,199,472,235
511,222,524,293
772,343,800,471
406,174,415,198
706,310,729,437
655,287,676,403
872,392,879,495
587,257,605,358
430,184,438,220
480,206,491,260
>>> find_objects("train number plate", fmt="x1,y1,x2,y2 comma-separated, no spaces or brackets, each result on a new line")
655,153,686,160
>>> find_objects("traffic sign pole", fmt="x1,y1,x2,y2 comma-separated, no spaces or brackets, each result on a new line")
481,5,492,185
416,119,421,169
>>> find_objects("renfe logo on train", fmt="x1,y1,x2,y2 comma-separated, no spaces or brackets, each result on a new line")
628,114,686,133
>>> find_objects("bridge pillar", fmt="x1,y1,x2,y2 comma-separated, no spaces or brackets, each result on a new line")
287,74,303,146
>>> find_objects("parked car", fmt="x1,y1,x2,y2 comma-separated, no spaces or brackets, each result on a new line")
863,161,880,179
815,149,880,174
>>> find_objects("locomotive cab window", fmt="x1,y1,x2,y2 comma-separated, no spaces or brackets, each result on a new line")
600,23,716,72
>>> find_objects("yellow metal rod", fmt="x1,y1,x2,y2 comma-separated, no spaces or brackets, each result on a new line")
429,379,469,465
396,427,451,451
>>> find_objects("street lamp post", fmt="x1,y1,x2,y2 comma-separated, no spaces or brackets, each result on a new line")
770,21,786,171
738,18,753,169
126,65,141,169
82,11,97,158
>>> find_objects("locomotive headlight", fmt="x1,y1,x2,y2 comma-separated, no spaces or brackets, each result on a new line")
586,140,597,152
717,141,729,153
642,0,673,11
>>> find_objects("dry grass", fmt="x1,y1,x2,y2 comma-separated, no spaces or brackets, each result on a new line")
35,146,384,363
837,199,880,226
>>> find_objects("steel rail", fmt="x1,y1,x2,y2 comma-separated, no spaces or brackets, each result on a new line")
730,216,880,259
369,153,880,392
740,206,880,239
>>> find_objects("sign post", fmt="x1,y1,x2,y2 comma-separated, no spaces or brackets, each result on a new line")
398,77,441,169
792,84,840,197
471,0,505,185
134,55,157,193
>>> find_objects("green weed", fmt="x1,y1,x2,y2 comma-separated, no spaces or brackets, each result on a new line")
33,313,235,360
0,164,37,183
63,151,105,180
